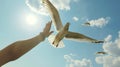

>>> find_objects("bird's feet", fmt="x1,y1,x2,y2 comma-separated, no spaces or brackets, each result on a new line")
52,41,58,47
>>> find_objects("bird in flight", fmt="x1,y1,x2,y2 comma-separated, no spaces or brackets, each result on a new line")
42,0,104,48
96,51,107,55
82,22,91,26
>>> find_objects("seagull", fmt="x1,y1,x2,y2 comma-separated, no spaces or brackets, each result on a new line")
82,22,90,26
42,0,104,47
96,52,107,55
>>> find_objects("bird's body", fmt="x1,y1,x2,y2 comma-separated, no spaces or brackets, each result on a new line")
53,23,69,47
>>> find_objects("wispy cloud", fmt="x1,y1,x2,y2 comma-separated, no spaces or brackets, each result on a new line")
95,31,120,67
83,17,110,28
25,0,77,15
72,16,79,22
104,35,112,42
50,0,79,10
64,54,93,67
50,0,71,11
25,0,48,15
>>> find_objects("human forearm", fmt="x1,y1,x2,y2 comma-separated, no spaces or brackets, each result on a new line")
0,22,52,66
10,32,46,58
0,32,46,66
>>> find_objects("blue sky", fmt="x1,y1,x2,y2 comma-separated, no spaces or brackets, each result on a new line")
0,0,120,67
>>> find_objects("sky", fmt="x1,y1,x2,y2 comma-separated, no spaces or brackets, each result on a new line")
0,0,120,67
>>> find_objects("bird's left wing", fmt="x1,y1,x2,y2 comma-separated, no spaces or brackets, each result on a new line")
42,0,63,32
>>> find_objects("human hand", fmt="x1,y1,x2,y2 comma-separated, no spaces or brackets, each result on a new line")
42,21,53,37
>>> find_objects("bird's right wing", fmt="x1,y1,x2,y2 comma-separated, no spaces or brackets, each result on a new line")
48,34,65,48
42,0,63,32
65,31,104,43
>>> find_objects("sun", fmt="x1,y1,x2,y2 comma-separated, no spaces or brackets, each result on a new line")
25,13,38,26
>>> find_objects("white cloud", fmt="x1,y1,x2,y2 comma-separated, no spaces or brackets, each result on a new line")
85,17,110,28
95,31,120,67
25,0,48,16
73,16,79,22
64,55,93,67
96,56,120,67
50,0,71,11
104,35,112,42
25,0,77,15
103,32,120,56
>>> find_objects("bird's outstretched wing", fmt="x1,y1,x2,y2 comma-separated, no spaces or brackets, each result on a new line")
48,34,65,48
42,0,63,32
65,31,104,43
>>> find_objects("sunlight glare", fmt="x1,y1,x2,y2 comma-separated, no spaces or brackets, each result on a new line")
26,13,38,26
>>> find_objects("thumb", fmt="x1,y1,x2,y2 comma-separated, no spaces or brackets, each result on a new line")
47,31,54,37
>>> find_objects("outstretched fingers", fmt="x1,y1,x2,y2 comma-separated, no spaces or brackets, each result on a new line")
44,21,52,32
42,21,53,37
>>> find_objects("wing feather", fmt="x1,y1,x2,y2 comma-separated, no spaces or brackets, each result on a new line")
42,0,63,32
65,31,104,43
